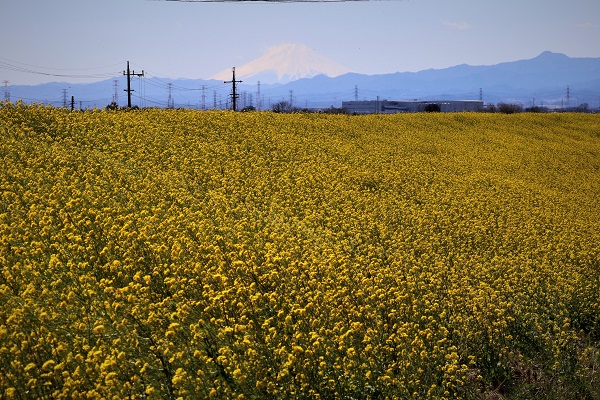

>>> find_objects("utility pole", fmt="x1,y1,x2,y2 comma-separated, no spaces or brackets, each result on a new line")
224,67,242,111
123,61,144,108
2,81,9,102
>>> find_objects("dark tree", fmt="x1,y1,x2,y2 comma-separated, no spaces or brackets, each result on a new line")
497,103,523,114
424,103,441,112
272,101,293,113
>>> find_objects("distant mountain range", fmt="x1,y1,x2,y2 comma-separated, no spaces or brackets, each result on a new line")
5,50,600,109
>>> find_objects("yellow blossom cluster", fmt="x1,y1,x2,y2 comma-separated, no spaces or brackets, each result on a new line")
1,102,599,398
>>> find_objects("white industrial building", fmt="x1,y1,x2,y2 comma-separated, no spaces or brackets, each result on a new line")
341,99,484,114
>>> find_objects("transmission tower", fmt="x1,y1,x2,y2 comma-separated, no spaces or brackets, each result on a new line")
3,81,10,102
289,90,294,108
139,76,146,108
112,80,119,105
168,83,174,109
257,81,261,110
123,61,144,108
566,85,571,109
479,88,483,102
201,85,206,110
224,67,242,111
213,91,217,109
354,85,358,101
62,89,68,108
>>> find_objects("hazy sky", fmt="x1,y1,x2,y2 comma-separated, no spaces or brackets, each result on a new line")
2,0,600,85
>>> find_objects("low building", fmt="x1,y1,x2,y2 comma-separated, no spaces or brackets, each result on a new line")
342,99,484,114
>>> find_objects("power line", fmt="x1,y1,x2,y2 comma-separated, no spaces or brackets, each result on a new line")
142,75,224,93
157,0,394,2
0,57,122,71
0,57,121,80
132,92,169,107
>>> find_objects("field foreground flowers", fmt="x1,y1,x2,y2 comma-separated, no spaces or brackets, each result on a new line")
1,104,600,399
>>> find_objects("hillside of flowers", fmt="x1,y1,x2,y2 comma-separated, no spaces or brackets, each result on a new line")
1,103,599,399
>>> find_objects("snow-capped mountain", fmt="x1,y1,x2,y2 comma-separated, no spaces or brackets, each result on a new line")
211,43,352,84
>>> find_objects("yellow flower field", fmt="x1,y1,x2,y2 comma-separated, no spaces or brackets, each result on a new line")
1,103,599,399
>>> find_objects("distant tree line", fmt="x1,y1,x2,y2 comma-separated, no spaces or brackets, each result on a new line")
481,102,595,114
270,100,347,114
102,100,597,114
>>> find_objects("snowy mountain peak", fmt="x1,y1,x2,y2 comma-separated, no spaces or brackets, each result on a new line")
212,43,352,84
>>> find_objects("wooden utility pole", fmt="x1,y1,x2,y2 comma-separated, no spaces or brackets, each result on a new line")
224,67,242,111
123,61,144,108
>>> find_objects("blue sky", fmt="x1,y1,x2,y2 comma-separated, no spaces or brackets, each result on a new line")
2,0,600,85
